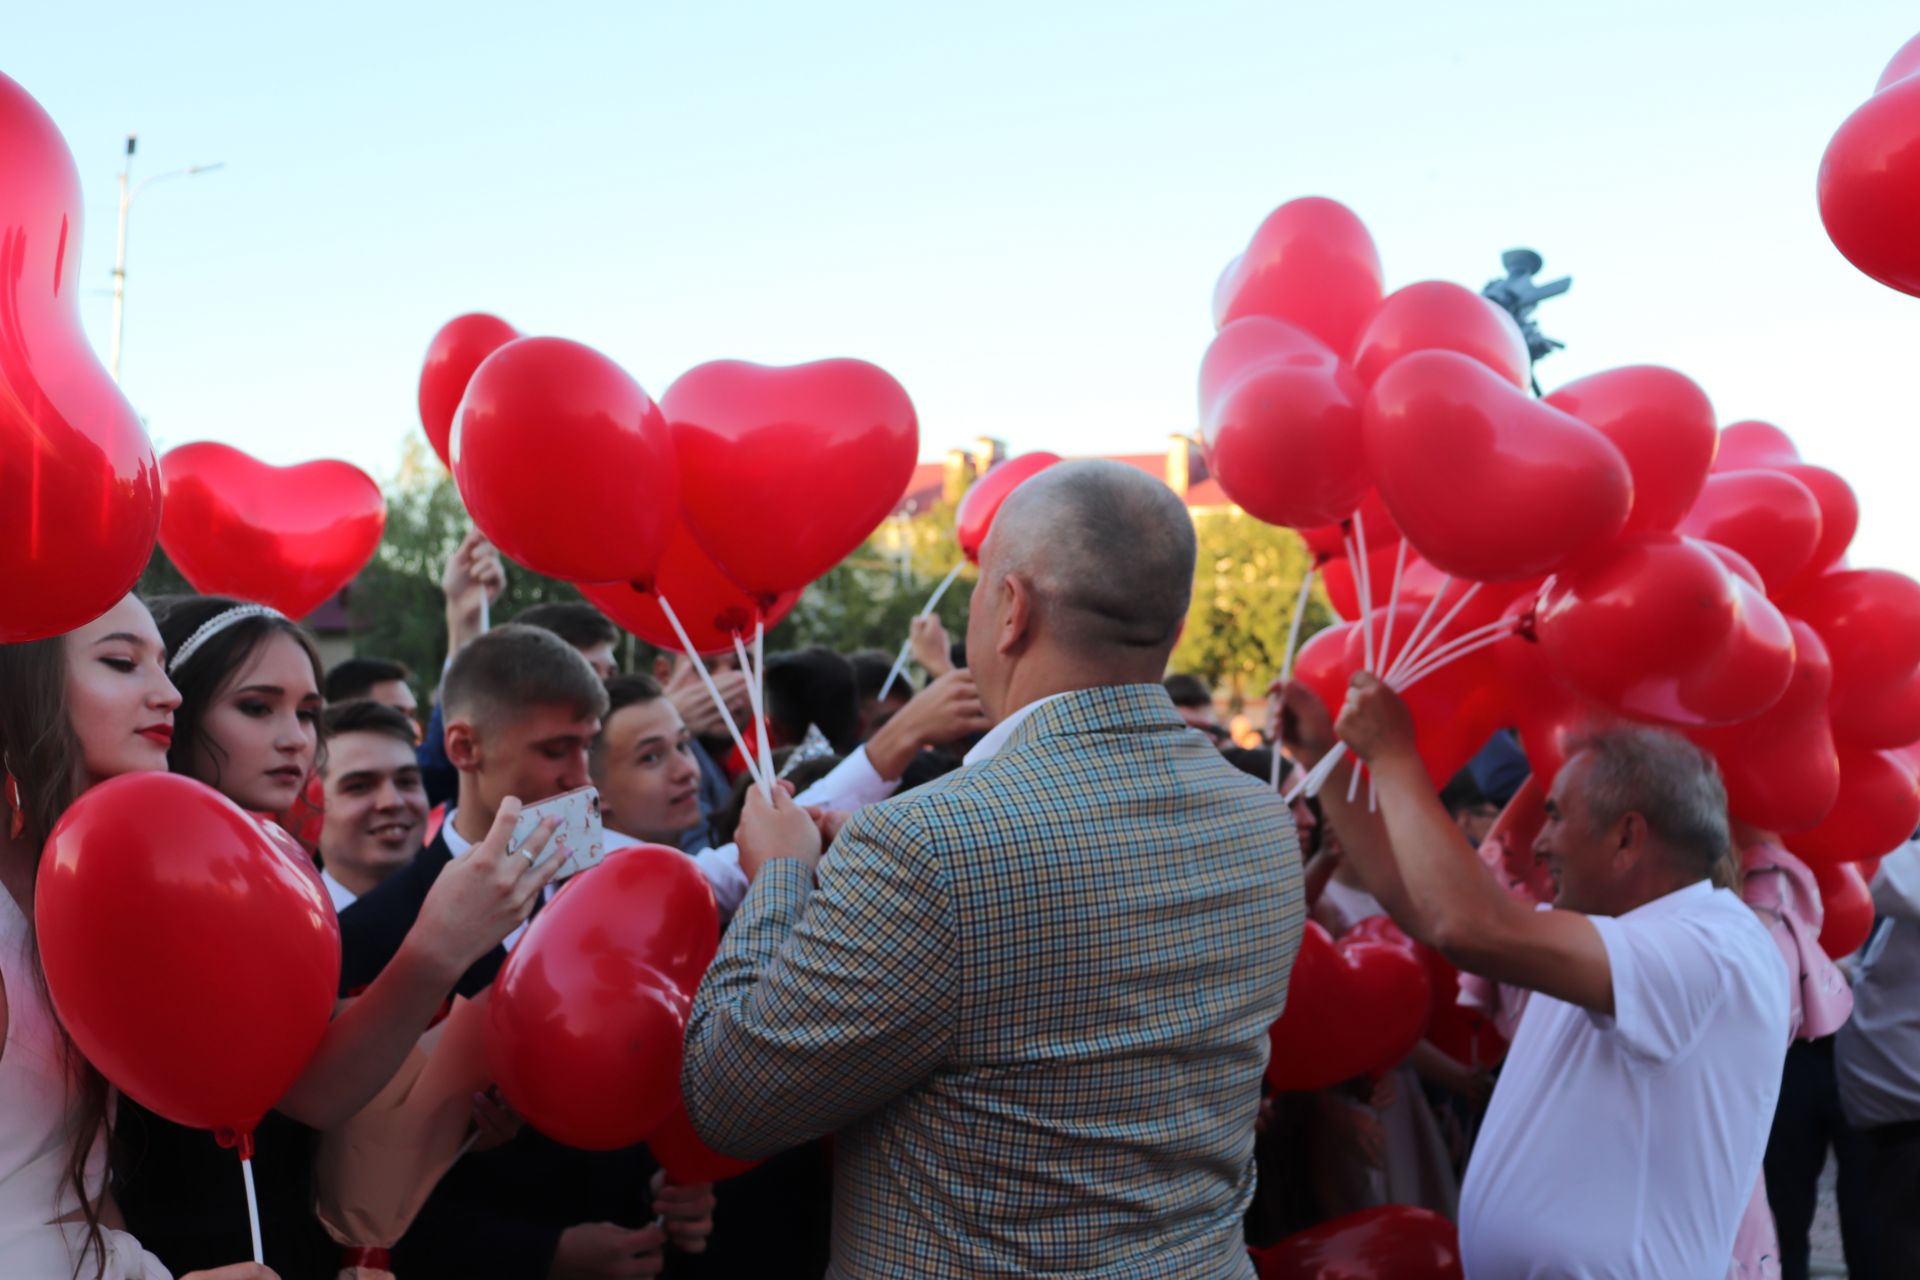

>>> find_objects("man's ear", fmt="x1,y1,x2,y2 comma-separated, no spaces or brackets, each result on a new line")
998,572,1035,657
445,719,482,772
1614,810,1649,864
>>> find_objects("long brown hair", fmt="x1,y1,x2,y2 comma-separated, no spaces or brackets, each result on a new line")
148,595,325,786
0,633,116,1277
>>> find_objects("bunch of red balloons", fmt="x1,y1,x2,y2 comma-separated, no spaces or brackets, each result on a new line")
421,318,920,654
1820,29,1920,296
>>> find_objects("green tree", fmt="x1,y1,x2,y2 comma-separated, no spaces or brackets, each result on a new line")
1170,507,1332,708
769,499,973,663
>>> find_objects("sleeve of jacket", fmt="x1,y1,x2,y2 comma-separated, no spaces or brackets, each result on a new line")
679,802,958,1159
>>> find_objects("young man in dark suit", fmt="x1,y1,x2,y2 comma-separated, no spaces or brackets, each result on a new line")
341,623,715,1279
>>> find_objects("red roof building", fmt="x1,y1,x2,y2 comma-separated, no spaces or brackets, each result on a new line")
894,435,1231,517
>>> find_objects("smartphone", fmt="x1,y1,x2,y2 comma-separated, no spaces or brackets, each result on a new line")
510,785,605,882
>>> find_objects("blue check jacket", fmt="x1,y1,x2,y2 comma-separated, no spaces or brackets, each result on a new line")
682,683,1306,1279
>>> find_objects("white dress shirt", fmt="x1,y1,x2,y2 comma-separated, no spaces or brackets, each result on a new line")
962,693,1070,767
320,868,358,915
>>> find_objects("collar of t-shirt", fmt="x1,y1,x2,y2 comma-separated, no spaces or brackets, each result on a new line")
963,693,1072,767
441,807,547,952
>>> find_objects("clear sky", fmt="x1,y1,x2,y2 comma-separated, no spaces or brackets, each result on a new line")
12,2,1920,572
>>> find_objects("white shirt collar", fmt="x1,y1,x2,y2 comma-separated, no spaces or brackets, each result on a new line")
319,868,358,914
964,693,1072,767
441,809,475,857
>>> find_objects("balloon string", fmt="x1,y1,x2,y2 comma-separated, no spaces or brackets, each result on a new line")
1384,582,1484,684
1377,539,1409,675
656,594,765,792
1269,562,1319,794
241,1156,264,1265
878,561,967,701
1388,573,1453,689
754,618,774,795
1392,620,1521,689
731,629,775,800
1349,514,1376,674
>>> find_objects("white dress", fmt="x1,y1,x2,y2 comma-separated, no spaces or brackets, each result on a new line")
0,888,170,1278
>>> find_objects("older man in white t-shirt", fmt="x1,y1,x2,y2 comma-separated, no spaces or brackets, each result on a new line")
1284,674,1789,1279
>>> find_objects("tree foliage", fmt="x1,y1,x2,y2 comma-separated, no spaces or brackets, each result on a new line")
1169,507,1332,707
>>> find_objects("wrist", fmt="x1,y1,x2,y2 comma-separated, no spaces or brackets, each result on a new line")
864,718,917,782
396,927,465,990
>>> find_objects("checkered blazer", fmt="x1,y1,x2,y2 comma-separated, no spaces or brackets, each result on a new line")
682,683,1306,1279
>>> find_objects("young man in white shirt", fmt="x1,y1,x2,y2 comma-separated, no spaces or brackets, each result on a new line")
315,698,430,912
1283,673,1789,1279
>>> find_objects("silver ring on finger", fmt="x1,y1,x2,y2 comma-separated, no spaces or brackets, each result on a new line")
517,845,538,865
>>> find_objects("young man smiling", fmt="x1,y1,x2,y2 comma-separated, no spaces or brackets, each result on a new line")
316,699,429,911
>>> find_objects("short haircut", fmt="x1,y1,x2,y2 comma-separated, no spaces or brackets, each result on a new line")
443,624,609,734
1568,727,1731,879
1440,769,1491,815
1163,673,1212,709
326,656,412,703
321,699,419,760
765,647,860,755
512,602,619,653
602,672,666,721
988,460,1196,653
847,649,904,702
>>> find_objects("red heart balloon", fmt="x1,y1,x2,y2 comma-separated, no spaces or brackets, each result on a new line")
453,336,677,586
1213,198,1384,354
1878,31,1920,90
1345,917,1509,1070
647,1098,761,1185
0,73,162,643
1318,540,1404,623
581,524,801,657
1267,922,1430,1092
1707,422,1859,588
1786,747,1920,868
1199,319,1369,530
1820,62,1920,296
1813,860,1875,960
1545,366,1718,535
1351,281,1530,389
37,774,339,1139
1677,471,1823,592
665,359,919,598
1783,569,1920,750
418,312,520,468
488,845,718,1151
159,443,386,619
1714,420,1802,471
1252,1206,1464,1280
1299,489,1400,565
1364,351,1632,582
1536,533,1792,727
1689,620,1842,836
1494,620,1621,792
955,452,1062,563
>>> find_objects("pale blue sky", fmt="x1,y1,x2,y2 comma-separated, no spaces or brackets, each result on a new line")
12,2,1920,571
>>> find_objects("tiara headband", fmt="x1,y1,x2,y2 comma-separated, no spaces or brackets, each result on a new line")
167,604,287,675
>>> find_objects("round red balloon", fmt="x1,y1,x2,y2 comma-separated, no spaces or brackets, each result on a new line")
1351,280,1530,389
0,72,162,643
665,359,919,599
1267,922,1430,1092
1213,198,1384,354
1494,621,1621,792
159,443,387,619
1299,490,1400,565
1786,747,1920,868
582,523,801,657
453,337,678,586
1364,351,1632,582
1785,569,1920,750
955,452,1062,563
36,774,339,1139
488,845,718,1151
1252,1206,1463,1280
1689,620,1842,836
1344,917,1508,1070
648,1098,761,1185
1814,860,1874,960
1545,366,1718,535
1820,71,1920,296
418,313,520,468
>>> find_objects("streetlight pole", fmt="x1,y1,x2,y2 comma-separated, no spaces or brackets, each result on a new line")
109,133,224,384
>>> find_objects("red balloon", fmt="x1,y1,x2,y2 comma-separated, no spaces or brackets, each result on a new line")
0,72,162,643
1494,621,1621,791
1786,747,1920,868
955,452,1062,563
1267,922,1430,1092
488,845,718,1151
1213,198,1384,354
453,337,677,586
1879,30,1920,91
1351,281,1530,389
1677,471,1823,592
1689,620,1843,835
665,359,918,598
1785,569,1920,749
418,313,520,468
1344,917,1508,1070
648,1098,761,1185
1394,554,1543,638
1820,68,1920,296
1780,465,1859,587
1299,490,1400,565
1535,533,1792,727
581,523,801,657
1545,366,1717,535
1252,1206,1463,1280
1714,420,1802,471
1364,351,1632,582
1199,319,1369,530
1814,861,1875,960
1318,541,1404,623
158,443,386,619
36,774,339,1140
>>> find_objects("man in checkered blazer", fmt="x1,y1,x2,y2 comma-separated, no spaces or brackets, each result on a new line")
683,460,1307,1278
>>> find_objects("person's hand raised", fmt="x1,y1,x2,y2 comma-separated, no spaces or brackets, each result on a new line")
909,614,954,678
1270,678,1337,768
737,782,823,884
406,799,562,984
666,663,751,739
866,669,992,780
1334,672,1418,766
442,528,506,654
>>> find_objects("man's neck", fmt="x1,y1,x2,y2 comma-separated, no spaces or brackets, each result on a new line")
323,856,387,899
993,654,1163,723
451,778,496,847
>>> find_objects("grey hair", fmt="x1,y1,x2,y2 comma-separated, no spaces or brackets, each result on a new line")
986,459,1197,653
1568,727,1731,877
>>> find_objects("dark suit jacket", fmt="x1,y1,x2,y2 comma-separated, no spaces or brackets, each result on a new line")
339,830,671,1280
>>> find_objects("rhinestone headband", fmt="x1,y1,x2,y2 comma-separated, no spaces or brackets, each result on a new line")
167,604,286,675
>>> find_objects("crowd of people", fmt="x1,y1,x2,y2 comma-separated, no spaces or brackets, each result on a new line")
0,458,1915,1278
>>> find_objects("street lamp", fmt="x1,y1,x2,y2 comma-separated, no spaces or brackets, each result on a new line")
110,133,224,383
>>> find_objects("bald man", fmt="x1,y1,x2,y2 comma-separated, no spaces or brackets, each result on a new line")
682,460,1306,1279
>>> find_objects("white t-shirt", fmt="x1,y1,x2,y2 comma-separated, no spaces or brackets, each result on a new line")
1459,880,1789,1279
